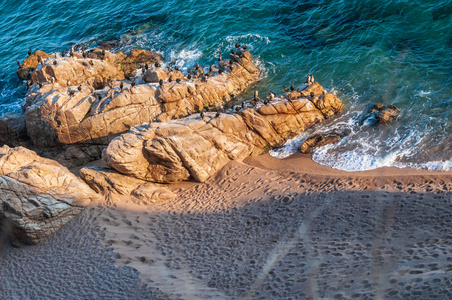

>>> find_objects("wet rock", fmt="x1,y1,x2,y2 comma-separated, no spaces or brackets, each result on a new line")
103,83,343,183
79,166,174,204
377,104,401,124
300,133,345,154
120,49,163,79
0,146,98,245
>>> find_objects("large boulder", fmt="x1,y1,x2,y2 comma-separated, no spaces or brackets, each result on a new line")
23,49,261,161
16,51,53,80
0,146,98,245
0,113,30,147
103,83,343,183
79,166,174,205
300,133,345,154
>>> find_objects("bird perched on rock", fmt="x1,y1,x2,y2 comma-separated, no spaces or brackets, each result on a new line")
82,50,87,58
120,81,124,91
290,83,295,91
145,63,149,70
159,79,163,86
131,79,136,87
231,50,235,55
254,90,260,102
310,74,314,83
215,111,220,118
209,64,214,73
78,85,82,92
218,69,223,74
235,43,240,48
70,46,74,57
168,77,172,83
28,49,31,56
241,101,245,108
187,74,192,80
68,89,75,96
270,91,276,101
283,85,289,92
16,60,21,68
200,110,205,118
305,74,310,84
38,83,43,88
53,60,57,65
176,78,181,83
195,63,200,70
174,66,179,71
101,49,106,60
155,62,161,68
89,60,94,65
310,92,315,98
61,50,66,57
219,54,222,62
201,75,207,82
265,93,271,102
37,55,42,65
235,106,241,112
242,45,247,50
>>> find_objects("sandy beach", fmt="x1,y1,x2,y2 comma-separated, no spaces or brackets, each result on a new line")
1,153,451,299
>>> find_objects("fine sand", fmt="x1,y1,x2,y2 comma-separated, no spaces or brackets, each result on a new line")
1,153,451,299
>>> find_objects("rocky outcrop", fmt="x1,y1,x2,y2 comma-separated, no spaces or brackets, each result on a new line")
0,146,98,245
19,48,260,167
16,51,53,80
80,166,174,205
103,82,343,183
363,104,401,125
0,113,31,148
300,133,345,154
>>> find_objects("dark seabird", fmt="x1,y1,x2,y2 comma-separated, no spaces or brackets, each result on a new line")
231,50,235,55
102,77,107,89
168,77,172,83
70,46,74,57
37,55,42,65
28,49,32,56
266,93,271,102
209,64,214,72
68,90,75,96
195,63,200,70
200,110,205,118
201,75,207,82
176,78,181,83
131,79,136,87
142,67,146,73
322,90,326,95
242,45,247,50
120,81,124,91
155,62,161,68
305,75,310,84
78,85,82,92
82,45,86,52
218,69,223,74
54,53,58,59
219,54,222,61
310,92,315,98
235,106,241,112
82,50,86,58
174,66,179,71
290,83,295,91
98,94,102,100
89,60,94,65
38,83,43,88
235,43,240,48
254,90,260,101
187,74,192,80
16,60,21,68
145,63,149,70
53,60,58,65
62,50,66,57
283,85,289,92
159,79,163,86
215,111,220,118
241,101,245,108
101,49,106,60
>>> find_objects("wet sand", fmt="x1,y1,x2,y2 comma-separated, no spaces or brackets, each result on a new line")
1,153,451,299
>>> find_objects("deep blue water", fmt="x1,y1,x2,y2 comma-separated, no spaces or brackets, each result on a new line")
0,0,451,171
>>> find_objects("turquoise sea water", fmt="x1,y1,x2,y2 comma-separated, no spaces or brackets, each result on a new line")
0,0,451,171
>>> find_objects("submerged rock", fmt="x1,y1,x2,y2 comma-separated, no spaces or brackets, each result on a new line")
79,166,174,205
0,146,98,245
362,104,401,125
103,83,343,183
300,133,345,154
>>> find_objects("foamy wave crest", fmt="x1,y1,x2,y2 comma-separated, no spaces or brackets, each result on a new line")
168,48,203,70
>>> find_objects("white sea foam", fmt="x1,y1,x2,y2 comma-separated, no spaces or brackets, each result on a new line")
168,48,203,70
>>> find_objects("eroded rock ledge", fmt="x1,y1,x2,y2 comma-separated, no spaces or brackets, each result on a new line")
103,82,344,183
0,146,98,245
